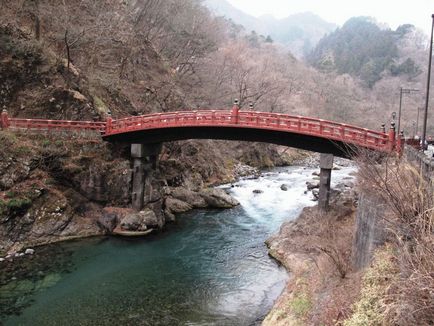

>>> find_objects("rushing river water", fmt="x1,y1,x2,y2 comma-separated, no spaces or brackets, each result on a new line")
0,165,355,326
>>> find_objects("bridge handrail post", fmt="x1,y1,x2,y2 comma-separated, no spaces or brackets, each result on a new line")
106,115,113,135
389,122,396,152
231,99,240,124
1,109,9,129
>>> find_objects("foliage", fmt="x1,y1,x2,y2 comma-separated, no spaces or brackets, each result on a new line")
288,278,312,319
390,58,421,78
6,198,32,210
289,292,312,318
0,200,6,217
344,246,396,326
354,156,434,325
0,197,32,217
308,17,421,87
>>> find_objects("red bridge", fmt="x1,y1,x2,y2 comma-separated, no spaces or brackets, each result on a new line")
1,106,400,158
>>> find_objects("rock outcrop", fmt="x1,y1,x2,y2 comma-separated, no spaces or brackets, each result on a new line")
199,188,240,208
119,209,161,231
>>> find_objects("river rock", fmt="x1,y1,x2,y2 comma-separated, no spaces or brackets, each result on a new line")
169,187,207,208
312,189,319,199
253,189,263,194
164,209,176,223
0,258,4,262
199,188,239,208
306,181,320,190
280,184,288,191
25,248,35,255
165,197,193,214
312,171,320,177
234,163,260,178
142,209,162,228
97,212,118,233
120,209,158,231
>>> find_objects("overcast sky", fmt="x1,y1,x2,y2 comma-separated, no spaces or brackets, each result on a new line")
226,0,433,35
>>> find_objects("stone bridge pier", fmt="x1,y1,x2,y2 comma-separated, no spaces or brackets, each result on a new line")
131,143,162,211
318,153,334,211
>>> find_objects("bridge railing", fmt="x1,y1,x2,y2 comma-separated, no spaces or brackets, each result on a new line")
108,110,391,152
1,109,393,153
6,118,106,133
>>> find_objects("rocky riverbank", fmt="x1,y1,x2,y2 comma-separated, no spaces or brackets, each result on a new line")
263,164,360,325
0,127,306,259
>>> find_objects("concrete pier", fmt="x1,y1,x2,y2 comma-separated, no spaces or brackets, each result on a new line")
131,143,162,211
318,153,334,211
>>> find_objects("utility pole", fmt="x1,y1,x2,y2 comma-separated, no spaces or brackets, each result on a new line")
422,14,434,150
416,107,423,136
397,87,419,135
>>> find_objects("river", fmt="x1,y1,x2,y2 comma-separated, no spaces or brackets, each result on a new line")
0,165,355,325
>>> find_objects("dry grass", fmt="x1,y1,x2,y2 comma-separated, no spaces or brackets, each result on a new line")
348,153,434,325
264,199,360,326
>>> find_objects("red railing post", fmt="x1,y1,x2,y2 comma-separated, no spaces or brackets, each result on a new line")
389,122,396,152
1,109,9,129
231,99,240,124
105,115,113,135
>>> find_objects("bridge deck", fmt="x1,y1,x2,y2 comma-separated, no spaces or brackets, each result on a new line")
1,109,396,157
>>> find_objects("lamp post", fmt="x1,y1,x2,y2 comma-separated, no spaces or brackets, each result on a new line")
397,87,419,135
421,14,434,150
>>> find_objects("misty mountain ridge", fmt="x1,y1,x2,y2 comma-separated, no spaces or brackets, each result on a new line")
204,0,337,58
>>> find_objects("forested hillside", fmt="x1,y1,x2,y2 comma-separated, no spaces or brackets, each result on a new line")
308,17,425,87
1,1,431,133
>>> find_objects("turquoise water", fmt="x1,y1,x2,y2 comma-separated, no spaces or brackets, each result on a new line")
0,166,355,325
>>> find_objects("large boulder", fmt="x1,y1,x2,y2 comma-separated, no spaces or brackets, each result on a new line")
120,209,159,231
97,212,118,233
165,197,192,214
169,187,207,208
199,188,239,208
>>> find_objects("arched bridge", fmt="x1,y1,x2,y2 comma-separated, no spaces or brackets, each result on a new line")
1,107,401,211
1,108,400,158
102,109,397,158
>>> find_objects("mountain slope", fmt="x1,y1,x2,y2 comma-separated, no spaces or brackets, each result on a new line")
204,0,336,57
308,17,423,87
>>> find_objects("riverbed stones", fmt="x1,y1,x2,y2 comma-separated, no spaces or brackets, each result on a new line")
234,163,260,178
253,189,263,194
24,248,34,255
199,188,240,208
306,181,320,190
280,184,288,191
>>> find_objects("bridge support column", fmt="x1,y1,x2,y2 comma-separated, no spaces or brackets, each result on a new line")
318,153,334,212
131,143,162,211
